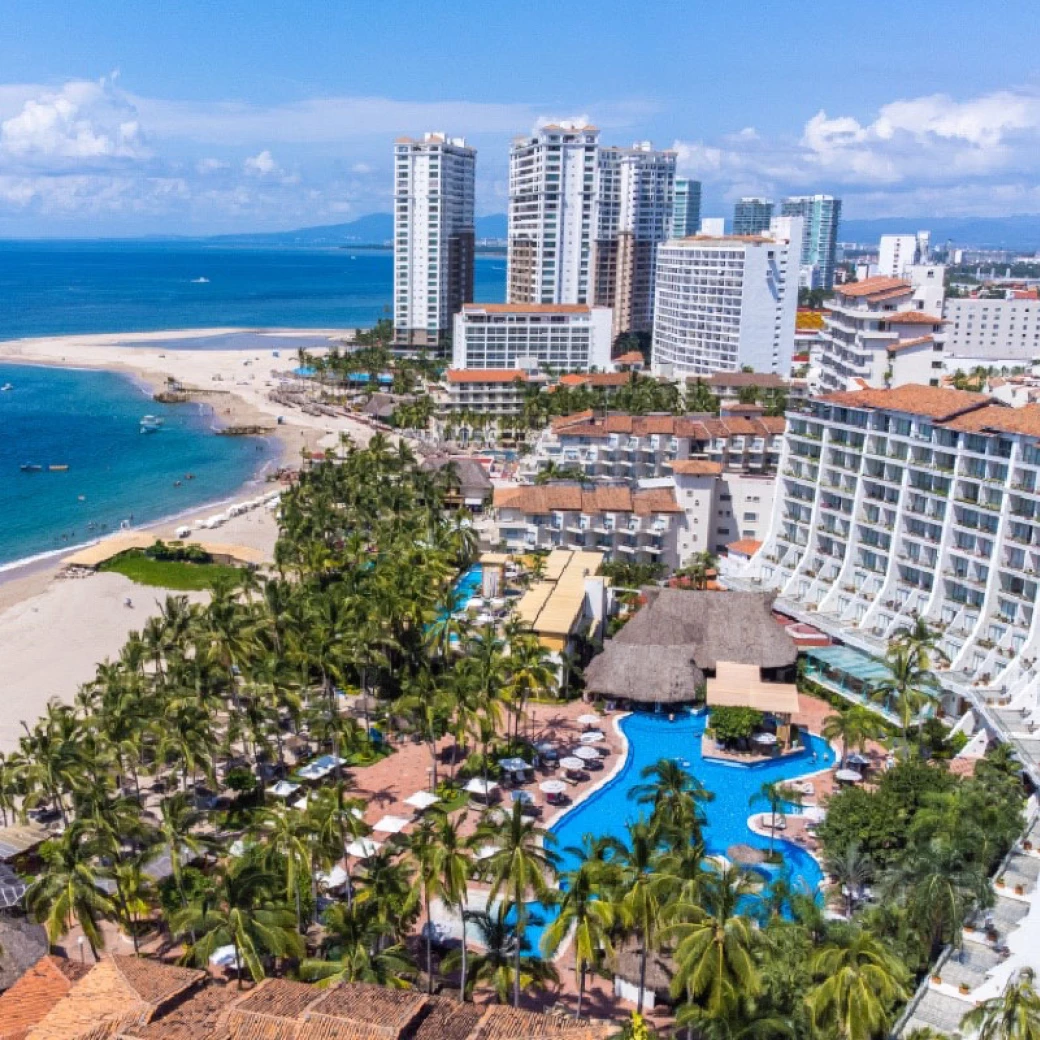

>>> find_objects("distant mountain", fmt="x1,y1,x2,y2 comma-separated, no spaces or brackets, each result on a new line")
840,216,1040,251
207,212,508,247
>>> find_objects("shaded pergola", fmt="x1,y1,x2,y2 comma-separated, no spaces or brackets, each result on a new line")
707,661,800,747
801,645,902,725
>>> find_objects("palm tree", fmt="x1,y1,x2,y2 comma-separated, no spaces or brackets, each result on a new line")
806,929,909,1040
430,813,476,1001
172,861,303,985
821,707,883,767
479,801,558,1008
256,806,314,932
443,904,558,1004
748,781,803,856
541,848,615,1018
630,757,713,847
824,840,873,918
872,643,940,746
26,821,114,960
961,968,1040,1039
301,901,415,988
667,864,762,1019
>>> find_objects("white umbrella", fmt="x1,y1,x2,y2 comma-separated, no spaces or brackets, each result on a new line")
560,757,585,772
465,778,499,796
753,732,778,745
372,814,411,834
835,769,863,784
540,779,567,795
346,838,382,859
404,790,440,811
209,944,238,968
578,713,601,728
801,806,827,823
317,865,348,890
574,746,601,761
267,780,301,799
579,731,604,744
475,844,498,860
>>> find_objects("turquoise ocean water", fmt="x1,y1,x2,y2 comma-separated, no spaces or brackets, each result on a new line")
0,241,508,568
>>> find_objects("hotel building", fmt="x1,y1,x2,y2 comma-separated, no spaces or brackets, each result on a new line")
671,178,702,239
592,143,676,337
650,220,801,379
507,122,599,305
815,270,947,393
878,234,920,279
442,368,539,417
944,294,1040,364
393,133,476,349
730,384,1040,714
451,303,613,372
779,194,841,290
733,197,774,236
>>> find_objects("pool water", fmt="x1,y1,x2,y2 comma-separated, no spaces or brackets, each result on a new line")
517,710,835,955
452,563,483,603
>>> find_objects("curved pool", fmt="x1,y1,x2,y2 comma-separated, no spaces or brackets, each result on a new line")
520,709,835,954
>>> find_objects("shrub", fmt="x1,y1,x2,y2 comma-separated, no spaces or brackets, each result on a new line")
710,706,764,744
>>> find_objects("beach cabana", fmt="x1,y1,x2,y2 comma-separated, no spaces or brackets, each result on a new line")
611,938,676,1011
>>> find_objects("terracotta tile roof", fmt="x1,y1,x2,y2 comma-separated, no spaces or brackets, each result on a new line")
671,460,723,476
886,310,945,325
761,416,787,434
633,488,682,515
834,276,910,299
886,335,934,353
409,998,484,1040
704,371,787,388
943,403,1040,438
469,1007,612,1040
726,538,763,556
614,351,645,364
495,483,679,516
461,303,590,315
227,979,320,1024
558,372,631,387
446,369,527,384
126,983,238,1040
25,957,203,1040
306,984,427,1037
550,409,594,430
0,957,90,1040
819,384,991,422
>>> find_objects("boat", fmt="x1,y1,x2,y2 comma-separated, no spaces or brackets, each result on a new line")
140,415,164,433
48,465,68,472
190,277,210,284
1,383,12,391
20,463,42,472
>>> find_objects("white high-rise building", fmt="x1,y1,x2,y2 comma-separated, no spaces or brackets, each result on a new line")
650,217,801,378
507,122,599,306
671,178,702,239
393,133,475,350
878,234,919,278
780,194,841,290
733,197,774,236
699,217,726,236
592,142,676,337
451,303,613,372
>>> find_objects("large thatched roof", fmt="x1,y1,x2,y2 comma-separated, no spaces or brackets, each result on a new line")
610,938,675,993
584,645,704,704
614,589,797,669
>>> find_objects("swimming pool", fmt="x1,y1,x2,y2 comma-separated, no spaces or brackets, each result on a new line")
517,709,835,955
452,563,483,603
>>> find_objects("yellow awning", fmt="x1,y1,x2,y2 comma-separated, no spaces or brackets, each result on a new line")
707,661,800,714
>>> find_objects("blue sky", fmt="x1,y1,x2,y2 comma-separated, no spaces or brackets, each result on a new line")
1,0,1038,236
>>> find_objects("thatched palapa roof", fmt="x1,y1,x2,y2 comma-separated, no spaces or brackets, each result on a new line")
584,646,704,704
610,938,676,993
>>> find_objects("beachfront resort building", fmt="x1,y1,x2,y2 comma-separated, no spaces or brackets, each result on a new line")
728,384,1040,714
671,177,701,239
442,368,539,417
393,133,475,350
733,197,774,236
943,292,1040,365
592,142,676,337
814,270,947,393
515,410,784,557
779,194,841,290
651,220,802,378
451,302,613,372
507,122,599,305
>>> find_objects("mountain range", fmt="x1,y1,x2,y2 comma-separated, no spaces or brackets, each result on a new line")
206,213,1040,251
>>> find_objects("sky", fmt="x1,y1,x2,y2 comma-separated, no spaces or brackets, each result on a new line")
1,0,1039,237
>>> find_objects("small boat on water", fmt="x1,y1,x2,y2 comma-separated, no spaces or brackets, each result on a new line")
48,465,68,472
140,414,164,433
1,383,13,391
190,277,210,284
20,463,42,472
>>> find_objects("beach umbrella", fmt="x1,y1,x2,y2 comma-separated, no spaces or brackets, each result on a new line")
835,769,863,784
372,814,411,834
510,790,535,804
579,731,604,744
728,844,767,865
465,778,499,797
574,746,601,761
846,752,871,768
540,779,567,795
346,838,382,859
578,713,601,728
560,757,585,772
752,732,778,745
404,790,440,811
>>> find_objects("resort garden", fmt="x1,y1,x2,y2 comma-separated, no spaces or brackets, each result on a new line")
0,437,1034,1039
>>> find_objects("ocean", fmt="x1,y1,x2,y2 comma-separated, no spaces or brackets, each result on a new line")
0,241,508,569
0,241,506,339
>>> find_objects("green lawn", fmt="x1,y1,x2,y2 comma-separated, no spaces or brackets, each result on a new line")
99,550,245,591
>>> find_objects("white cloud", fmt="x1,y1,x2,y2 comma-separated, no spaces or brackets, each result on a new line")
195,157,229,174
0,77,150,166
350,161,373,175
672,88,1040,216
243,149,278,177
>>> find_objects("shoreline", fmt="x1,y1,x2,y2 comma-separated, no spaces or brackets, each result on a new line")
0,326,380,610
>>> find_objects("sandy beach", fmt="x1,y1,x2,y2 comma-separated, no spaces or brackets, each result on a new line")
0,328,395,749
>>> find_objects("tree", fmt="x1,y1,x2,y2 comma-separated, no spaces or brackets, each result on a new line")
806,929,909,1040
749,781,803,857
872,643,941,746
961,968,1040,1040
172,862,303,985
479,801,558,1007
429,813,476,1001
630,757,713,847
301,901,415,988
824,840,873,917
822,707,884,767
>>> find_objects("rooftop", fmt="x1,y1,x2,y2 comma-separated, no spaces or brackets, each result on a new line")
670,460,724,476
461,303,591,315
726,538,763,556
885,310,946,325
886,335,935,353
515,549,604,639
549,411,785,440
0,956,89,1040
834,275,911,299
558,372,631,388
494,483,682,516
819,384,991,422
446,369,527,384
